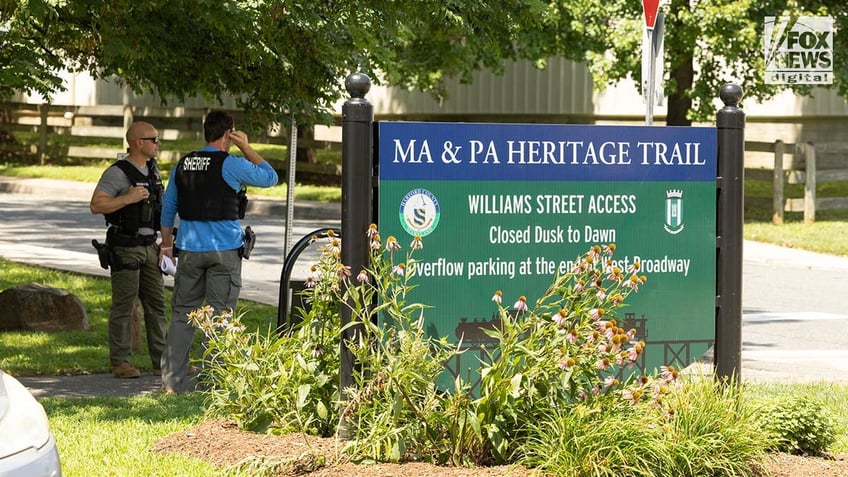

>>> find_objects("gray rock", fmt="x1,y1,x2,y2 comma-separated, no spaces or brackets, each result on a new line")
0,282,89,332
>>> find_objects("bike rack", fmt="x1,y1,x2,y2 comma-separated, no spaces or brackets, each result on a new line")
276,227,342,334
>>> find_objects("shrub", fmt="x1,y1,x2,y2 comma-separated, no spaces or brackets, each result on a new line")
759,396,836,455
191,227,788,475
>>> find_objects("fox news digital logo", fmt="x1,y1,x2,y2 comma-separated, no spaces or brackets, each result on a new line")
764,16,833,85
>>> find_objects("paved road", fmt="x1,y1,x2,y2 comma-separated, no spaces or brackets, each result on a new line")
737,243,848,382
0,177,339,305
2,176,848,396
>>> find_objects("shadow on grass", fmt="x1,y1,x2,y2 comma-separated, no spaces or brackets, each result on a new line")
42,393,207,422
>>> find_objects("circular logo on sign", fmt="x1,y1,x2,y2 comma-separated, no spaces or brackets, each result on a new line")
399,189,440,237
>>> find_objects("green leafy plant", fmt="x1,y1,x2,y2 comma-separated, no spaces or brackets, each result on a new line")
659,376,774,476
468,244,650,464
520,375,775,477
336,231,460,463
520,396,673,476
759,397,836,456
317,230,675,467
321,233,656,465
190,227,820,474
196,232,343,437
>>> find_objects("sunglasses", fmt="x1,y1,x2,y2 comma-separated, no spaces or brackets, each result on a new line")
140,137,160,144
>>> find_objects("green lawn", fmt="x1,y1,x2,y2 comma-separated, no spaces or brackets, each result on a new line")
0,258,279,375
743,174,848,256
43,394,217,477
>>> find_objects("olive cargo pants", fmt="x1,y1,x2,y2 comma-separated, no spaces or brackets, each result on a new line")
109,242,167,368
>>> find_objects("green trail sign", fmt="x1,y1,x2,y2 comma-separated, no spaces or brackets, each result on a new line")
377,122,717,389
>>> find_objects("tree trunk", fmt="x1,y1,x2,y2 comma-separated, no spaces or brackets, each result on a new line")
295,126,316,164
666,57,694,126
0,105,20,145
0,128,17,145
665,0,695,126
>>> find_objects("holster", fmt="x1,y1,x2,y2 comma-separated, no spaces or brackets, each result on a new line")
93,233,141,272
92,240,111,269
239,226,256,259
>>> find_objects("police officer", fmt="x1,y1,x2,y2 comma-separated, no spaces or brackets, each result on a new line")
158,110,278,393
90,121,167,379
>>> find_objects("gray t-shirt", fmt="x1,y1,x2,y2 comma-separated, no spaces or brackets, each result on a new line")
95,160,155,235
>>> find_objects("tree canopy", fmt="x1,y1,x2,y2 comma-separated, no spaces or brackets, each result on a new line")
591,0,847,124
1,0,846,127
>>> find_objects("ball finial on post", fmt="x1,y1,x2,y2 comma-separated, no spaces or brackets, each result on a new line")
345,73,371,99
719,84,743,108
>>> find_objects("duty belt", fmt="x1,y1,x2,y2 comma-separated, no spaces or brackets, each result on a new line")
107,227,157,247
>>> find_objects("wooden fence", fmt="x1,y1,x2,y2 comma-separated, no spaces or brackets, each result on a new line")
1,102,208,162
0,102,342,182
745,140,848,223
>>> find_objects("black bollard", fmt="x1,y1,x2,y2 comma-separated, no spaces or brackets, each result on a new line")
715,83,745,382
339,73,373,437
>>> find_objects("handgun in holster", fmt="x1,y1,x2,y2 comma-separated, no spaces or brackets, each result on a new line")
240,226,256,259
92,237,137,271
92,239,111,269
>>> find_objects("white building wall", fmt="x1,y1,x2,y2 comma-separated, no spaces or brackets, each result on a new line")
367,57,593,118
18,71,239,109
13,59,848,144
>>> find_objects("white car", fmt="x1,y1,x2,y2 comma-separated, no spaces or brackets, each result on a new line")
0,371,62,476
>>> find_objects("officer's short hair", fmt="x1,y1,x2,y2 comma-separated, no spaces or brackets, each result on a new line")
204,111,234,143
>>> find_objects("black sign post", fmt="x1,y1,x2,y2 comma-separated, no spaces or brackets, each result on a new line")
715,83,745,381
339,73,373,437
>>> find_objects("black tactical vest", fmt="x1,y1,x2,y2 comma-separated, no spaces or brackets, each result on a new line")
103,158,163,234
175,150,244,221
